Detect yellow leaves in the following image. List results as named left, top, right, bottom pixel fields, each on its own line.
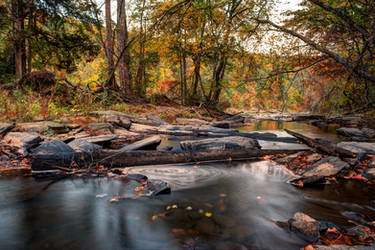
left=205, top=212, right=212, bottom=217
left=95, top=194, right=108, bottom=198
left=109, top=197, right=119, bottom=203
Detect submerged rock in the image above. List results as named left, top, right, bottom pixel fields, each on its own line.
left=180, top=136, right=260, bottom=151
left=301, top=156, right=349, bottom=178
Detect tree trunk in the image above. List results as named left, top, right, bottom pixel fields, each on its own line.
left=135, top=0, right=146, bottom=96
left=179, top=47, right=187, bottom=105
left=117, top=0, right=131, bottom=95
left=13, top=0, right=26, bottom=78
left=105, top=0, right=117, bottom=90
left=192, top=54, right=200, bottom=97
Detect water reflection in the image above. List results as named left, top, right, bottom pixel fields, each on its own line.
left=1, top=161, right=374, bottom=249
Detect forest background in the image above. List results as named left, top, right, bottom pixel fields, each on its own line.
left=0, top=0, right=374, bottom=121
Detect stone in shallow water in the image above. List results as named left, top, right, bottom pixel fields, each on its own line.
left=288, top=212, right=320, bottom=241
left=302, top=156, right=349, bottom=177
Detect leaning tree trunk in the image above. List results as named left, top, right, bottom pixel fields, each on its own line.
left=117, top=0, right=131, bottom=95
left=105, top=0, right=117, bottom=90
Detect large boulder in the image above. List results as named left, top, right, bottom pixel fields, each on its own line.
left=180, top=136, right=260, bottom=151
left=301, top=156, right=349, bottom=177
left=32, top=139, right=75, bottom=155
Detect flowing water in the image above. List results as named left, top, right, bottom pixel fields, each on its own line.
left=1, top=121, right=374, bottom=249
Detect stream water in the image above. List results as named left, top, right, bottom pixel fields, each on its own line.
left=1, top=121, right=374, bottom=249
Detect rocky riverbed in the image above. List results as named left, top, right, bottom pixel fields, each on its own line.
left=1, top=111, right=375, bottom=249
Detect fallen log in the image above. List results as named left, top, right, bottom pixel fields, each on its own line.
left=31, top=148, right=309, bottom=170
left=97, top=148, right=310, bottom=168
left=285, top=129, right=356, bottom=158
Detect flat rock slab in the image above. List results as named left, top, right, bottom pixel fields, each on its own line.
left=176, top=118, right=210, bottom=125
left=144, top=113, right=167, bottom=125
left=180, top=136, right=260, bottom=151
left=258, top=140, right=310, bottom=150
left=0, top=122, right=15, bottom=136
left=32, top=139, right=75, bottom=155
left=302, top=156, right=349, bottom=177
left=99, top=115, right=131, bottom=129
left=80, top=135, right=117, bottom=145
left=88, top=123, right=113, bottom=131
left=18, top=121, right=67, bottom=133
left=3, top=132, right=42, bottom=155
left=68, top=139, right=102, bottom=152
left=337, top=142, right=375, bottom=154
left=119, top=135, right=161, bottom=151
left=336, top=127, right=375, bottom=140
left=92, top=110, right=158, bottom=126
